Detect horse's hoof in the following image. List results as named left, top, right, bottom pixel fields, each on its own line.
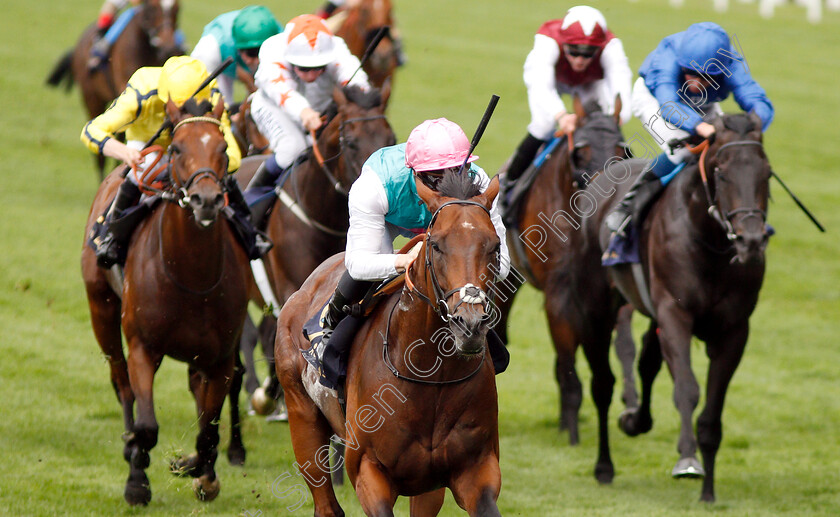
left=594, top=463, right=614, bottom=484
left=170, top=453, right=199, bottom=477
left=193, top=475, right=221, bottom=501
left=251, top=387, right=277, bottom=416
left=124, top=473, right=151, bottom=506
left=618, top=407, right=653, bottom=437
left=671, top=457, right=705, bottom=478
left=227, top=445, right=246, bottom=466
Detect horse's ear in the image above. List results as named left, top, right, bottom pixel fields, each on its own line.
left=415, top=173, right=441, bottom=212
left=711, top=116, right=726, bottom=137
left=212, top=97, right=225, bottom=120
left=613, top=94, right=622, bottom=125
left=165, top=98, right=183, bottom=124
left=333, top=86, right=348, bottom=107
left=380, top=77, right=391, bottom=107
left=476, top=175, right=500, bottom=211
left=573, top=94, right=586, bottom=122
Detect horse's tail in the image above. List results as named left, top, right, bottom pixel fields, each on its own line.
left=46, top=50, right=74, bottom=92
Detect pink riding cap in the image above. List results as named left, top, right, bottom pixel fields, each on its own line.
left=405, top=118, right=478, bottom=172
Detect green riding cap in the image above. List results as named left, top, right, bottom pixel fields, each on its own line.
left=233, top=5, right=282, bottom=50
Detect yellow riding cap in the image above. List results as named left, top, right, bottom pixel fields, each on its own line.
left=157, top=56, right=212, bottom=106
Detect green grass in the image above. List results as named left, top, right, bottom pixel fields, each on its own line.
left=2, top=0, right=839, bottom=515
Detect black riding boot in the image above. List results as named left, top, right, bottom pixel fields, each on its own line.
left=605, top=158, right=672, bottom=235
left=96, top=180, right=141, bottom=268
left=319, top=271, right=374, bottom=388
left=245, top=156, right=284, bottom=227
left=506, top=133, right=545, bottom=183
left=88, top=35, right=112, bottom=71
left=223, top=175, right=272, bottom=259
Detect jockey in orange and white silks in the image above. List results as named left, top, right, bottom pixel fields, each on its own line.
left=506, top=5, right=632, bottom=184
left=249, top=14, right=371, bottom=178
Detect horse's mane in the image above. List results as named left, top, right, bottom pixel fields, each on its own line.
left=438, top=169, right=481, bottom=201
left=343, top=84, right=382, bottom=109
left=318, top=85, right=382, bottom=136
left=721, top=113, right=758, bottom=135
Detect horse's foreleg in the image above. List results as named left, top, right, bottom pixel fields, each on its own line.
left=227, top=350, right=247, bottom=466
left=614, top=304, right=638, bottom=408
left=355, top=456, right=398, bottom=517
left=545, top=294, right=582, bottom=444
left=581, top=324, right=617, bottom=484
left=410, top=489, right=445, bottom=517
left=657, top=302, right=703, bottom=478
left=449, top=454, right=502, bottom=517
left=124, top=343, right=162, bottom=506
left=696, top=322, right=748, bottom=503
left=619, top=319, right=660, bottom=437
left=190, top=359, right=234, bottom=502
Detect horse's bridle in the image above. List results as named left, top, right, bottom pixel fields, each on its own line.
left=696, top=139, right=768, bottom=241
left=312, top=114, right=388, bottom=197
left=382, top=199, right=497, bottom=385
left=406, top=200, right=495, bottom=323
left=132, top=116, right=228, bottom=207
left=141, top=1, right=177, bottom=52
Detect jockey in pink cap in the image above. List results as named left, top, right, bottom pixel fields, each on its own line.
left=313, top=117, right=511, bottom=389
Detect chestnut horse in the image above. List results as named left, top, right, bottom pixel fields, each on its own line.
left=47, top=0, right=182, bottom=179
left=81, top=100, right=251, bottom=505
left=332, top=0, right=398, bottom=89
left=495, top=98, right=633, bottom=448
left=276, top=172, right=503, bottom=516
left=564, top=113, right=771, bottom=500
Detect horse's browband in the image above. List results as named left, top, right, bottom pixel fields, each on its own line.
left=173, top=116, right=221, bottom=133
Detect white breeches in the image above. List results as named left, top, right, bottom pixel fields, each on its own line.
left=250, top=90, right=310, bottom=169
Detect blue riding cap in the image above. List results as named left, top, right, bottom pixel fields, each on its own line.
left=677, top=22, right=732, bottom=74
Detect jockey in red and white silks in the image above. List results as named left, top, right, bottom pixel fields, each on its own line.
left=506, top=5, right=633, bottom=184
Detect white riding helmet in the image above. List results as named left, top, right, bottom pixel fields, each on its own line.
left=284, top=14, right=336, bottom=68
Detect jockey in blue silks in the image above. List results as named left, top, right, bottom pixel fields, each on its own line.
left=605, top=22, right=774, bottom=234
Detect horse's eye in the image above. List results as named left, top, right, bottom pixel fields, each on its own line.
left=170, top=145, right=181, bottom=156
left=430, top=241, right=442, bottom=253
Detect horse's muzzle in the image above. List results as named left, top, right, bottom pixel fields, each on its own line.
left=449, top=308, right=491, bottom=355
left=733, top=229, right=769, bottom=265
left=187, top=191, right=226, bottom=227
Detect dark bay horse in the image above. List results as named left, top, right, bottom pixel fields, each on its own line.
left=235, top=84, right=395, bottom=417
left=47, top=0, right=182, bottom=179
left=81, top=100, right=252, bottom=505
left=276, top=172, right=503, bottom=516
left=495, top=98, right=633, bottom=448
left=566, top=113, right=771, bottom=500
left=332, top=0, right=398, bottom=89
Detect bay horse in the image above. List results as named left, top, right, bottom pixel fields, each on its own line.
left=565, top=113, right=771, bottom=500
left=81, top=99, right=252, bottom=505
left=332, top=0, right=399, bottom=90
left=495, top=97, right=633, bottom=448
left=276, top=171, right=504, bottom=516
left=47, top=0, right=182, bottom=179
left=235, top=84, right=394, bottom=420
